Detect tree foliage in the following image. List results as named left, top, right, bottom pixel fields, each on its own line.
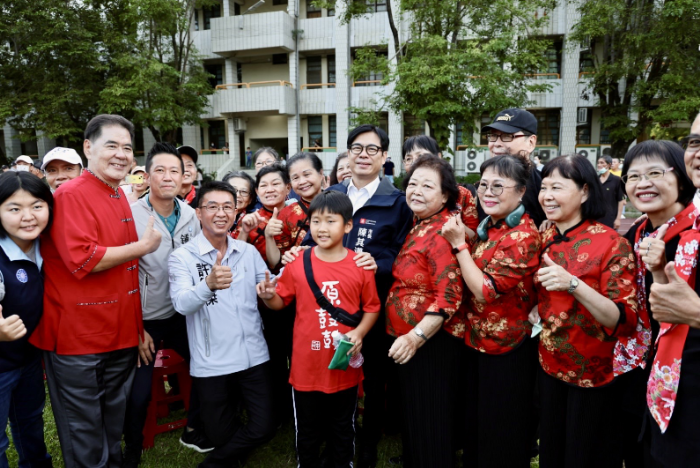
left=315, top=0, right=556, bottom=151
left=0, top=0, right=214, bottom=150
left=570, top=0, right=700, bottom=156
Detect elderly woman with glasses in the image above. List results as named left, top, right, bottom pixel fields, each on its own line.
left=612, top=140, right=698, bottom=468
left=442, top=155, right=541, bottom=468
left=223, top=171, right=256, bottom=232
left=638, top=125, right=700, bottom=467
left=385, top=154, right=465, bottom=468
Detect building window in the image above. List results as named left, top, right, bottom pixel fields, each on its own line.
left=308, top=116, right=323, bottom=148
left=457, top=121, right=473, bottom=147
left=579, top=49, right=594, bottom=73
left=540, top=37, right=563, bottom=77
left=600, top=122, right=611, bottom=144
left=273, top=0, right=288, bottom=4
left=353, top=50, right=387, bottom=86
left=479, top=114, right=493, bottom=145
left=307, top=56, right=322, bottom=84
left=203, top=4, right=221, bottom=30
left=329, top=116, right=337, bottom=148
left=307, top=1, right=322, bottom=18
left=576, top=126, right=591, bottom=145
left=194, top=11, right=199, bottom=31
left=366, top=0, right=387, bottom=12
left=327, top=55, right=336, bottom=83
left=531, top=109, right=560, bottom=146
left=134, top=128, right=144, bottom=155
left=403, top=115, right=425, bottom=141
left=208, top=120, right=226, bottom=149
left=204, top=64, right=223, bottom=88
left=234, top=3, right=241, bottom=15
left=237, top=63, right=243, bottom=83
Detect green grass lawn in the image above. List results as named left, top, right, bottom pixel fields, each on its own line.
left=6, top=384, right=540, bottom=467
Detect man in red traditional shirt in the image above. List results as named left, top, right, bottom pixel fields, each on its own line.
left=30, top=114, right=162, bottom=467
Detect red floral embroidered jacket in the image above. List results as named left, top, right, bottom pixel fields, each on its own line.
left=465, top=214, right=541, bottom=354
left=457, top=185, right=479, bottom=231
left=386, top=208, right=465, bottom=338
left=536, top=220, right=638, bottom=387
left=274, top=199, right=310, bottom=257
left=231, top=207, right=274, bottom=261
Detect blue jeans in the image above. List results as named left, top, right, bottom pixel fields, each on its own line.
left=0, top=355, right=52, bottom=468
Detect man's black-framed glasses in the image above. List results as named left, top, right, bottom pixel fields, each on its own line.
left=681, top=134, right=700, bottom=151
left=486, top=133, right=528, bottom=143
left=348, top=144, right=382, bottom=156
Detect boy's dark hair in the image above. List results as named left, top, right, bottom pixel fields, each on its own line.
left=308, top=191, right=353, bottom=224
left=347, top=124, right=389, bottom=151
left=256, top=162, right=290, bottom=188
left=84, top=114, right=135, bottom=143
left=0, top=171, right=54, bottom=238
left=198, top=181, right=237, bottom=207
left=541, top=154, right=606, bottom=220
left=145, top=142, right=184, bottom=173
left=402, top=135, right=440, bottom=158
left=403, top=154, right=459, bottom=211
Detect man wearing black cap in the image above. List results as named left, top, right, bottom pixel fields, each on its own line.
left=480, top=108, right=546, bottom=227
left=177, top=145, right=199, bottom=206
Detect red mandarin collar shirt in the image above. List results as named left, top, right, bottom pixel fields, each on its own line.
left=386, top=208, right=465, bottom=339
left=465, top=214, right=541, bottom=354
left=30, top=171, right=143, bottom=354
left=536, top=220, right=638, bottom=387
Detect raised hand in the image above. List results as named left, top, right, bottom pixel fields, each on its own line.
left=140, top=216, right=162, bottom=255
left=241, top=212, right=262, bottom=234
left=537, top=253, right=573, bottom=292
left=281, top=245, right=309, bottom=265
left=206, top=251, right=233, bottom=291
left=649, top=261, right=700, bottom=328
left=442, top=215, right=467, bottom=248
left=264, top=207, right=283, bottom=238
left=641, top=224, right=668, bottom=272
left=256, top=270, right=278, bottom=300
left=0, top=305, right=26, bottom=342
left=353, top=252, right=377, bottom=272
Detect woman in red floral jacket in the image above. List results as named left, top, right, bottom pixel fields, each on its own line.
left=535, top=154, right=639, bottom=468
left=385, top=155, right=464, bottom=468
left=442, top=155, right=541, bottom=468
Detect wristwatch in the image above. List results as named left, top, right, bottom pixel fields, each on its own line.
left=568, top=276, right=580, bottom=294
left=413, top=326, right=428, bottom=342
left=452, top=243, right=469, bottom=255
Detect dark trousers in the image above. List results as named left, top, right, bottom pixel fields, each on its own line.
left=123, top=313, right=201, bottom=448
left=260, top=303, right=294, bottom=426
left=44, top=348, right=137, bottom=468
left=462, top=338, right=538, bottom=468
left=292, top=386, right=358, bottom=468
left=397, top=330, right=462, bottom=468
left=359, top=323, right=399, bottom=452
left=194, top=362, right=275, bottom=467
left=0, top=355, right=52, bottom=468
left=538, top=367, right=623, bottom=468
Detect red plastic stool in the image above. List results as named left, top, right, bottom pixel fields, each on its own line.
left=142, top=349, right=192, bottom=449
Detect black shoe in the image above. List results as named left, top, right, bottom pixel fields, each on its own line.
left=180, top=429, right=215, bottom=453
left=122, top=445, right=141, bottom=468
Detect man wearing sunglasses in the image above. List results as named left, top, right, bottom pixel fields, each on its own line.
left=480, top=108, right=546, bottom=227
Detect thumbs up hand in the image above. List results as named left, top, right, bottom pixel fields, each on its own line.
left=650, top=261, right=700, bottom=328
left=537, top=253, right=574, bottom=292
left=256, top=270, right=278, bottom=300
left=641, top=224, right=669, bottom=273
left=205, top=250, right=233, bottom=291
left=0, top=305, right=26, bottom=342
left=140, top=216, right=163, bottom=255
left=265, top=207, right=283, bottom=239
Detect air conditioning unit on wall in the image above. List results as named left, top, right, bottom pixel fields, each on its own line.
left=233, top=118, right=247, bottom=133
left=576, top=146, right=600, bottom=166
left=454, top=147, right=488, bottom=174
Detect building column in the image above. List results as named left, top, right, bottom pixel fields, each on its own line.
left=3, top=125, right=22, bottom=161
left=559, top=2, right=581, bottom=155
left=36, top=131, right=56, bottom=158
left=225, top=58, right=238, bottom=85
left=181, top=124, right=201, bottom=151
left=388, top=109, right=402, bottom=163
left=334, top=1, right=351, bottom=154
left=227, top=118, right=241, bottom=170
left=143, top=128, right=157, bottom=153
left=287, top=116, right=299, bottom=157
left=222, top=0, right=230, bottom=17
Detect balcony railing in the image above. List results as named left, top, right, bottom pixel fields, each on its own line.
left=300, top=83, right=337, bottom=89
left=215, top=80, right=294, bottom=90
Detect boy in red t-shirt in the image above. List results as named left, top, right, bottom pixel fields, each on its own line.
left=257, top=191, right=380, bottom=467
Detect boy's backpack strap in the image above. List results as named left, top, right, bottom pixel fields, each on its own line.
left=302, top=249, right=363, bottom=328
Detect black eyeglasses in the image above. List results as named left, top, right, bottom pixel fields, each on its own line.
left=681, top=134, right=700, bottom=151
left=486, top=133, right=528, bottom=143
left=348, top=144, right=382, bottom=156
